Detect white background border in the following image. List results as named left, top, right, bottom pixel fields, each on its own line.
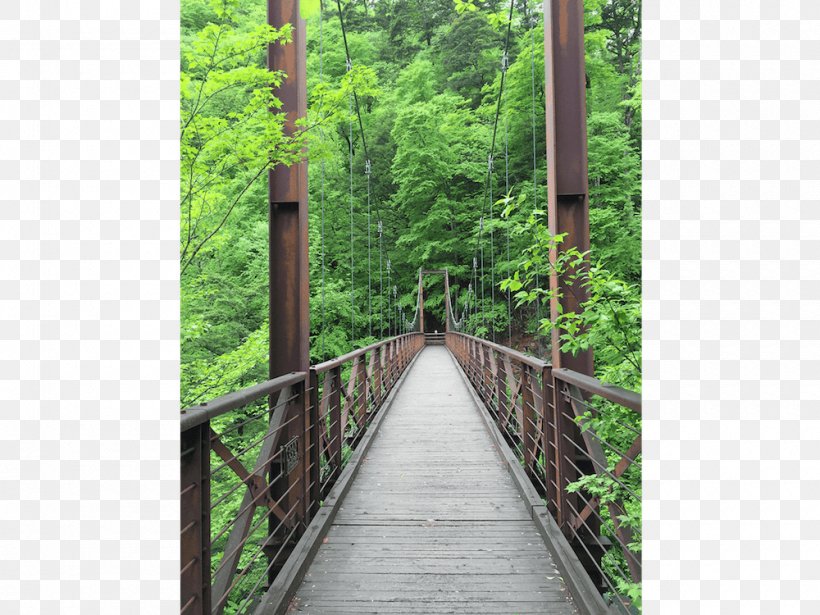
left=643, top=1, right=820, bottom=613
left=1, top=1, right=180, bottom=613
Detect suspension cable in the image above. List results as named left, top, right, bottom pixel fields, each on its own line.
left=480, top=215, right=486, bottom=332
left=336, top=0, right=407, bottom=341
left=505, top=111, right=511, bottom=346
left=393, top=285, right=398, bottom=333
left=473, top=256, right=478, bottom=333
left=470, top=0, right=516, bottom=340
left=319, top=0, right=326, bottom=358
left=530, top=15, right=542, bottom=322
left=367, top=159, right=372, bottom=338
left=489, top=156, right=495, bottom=343
left=335, top=0, right=370, bottom=164
left=348, top=85, right=355, bottom=346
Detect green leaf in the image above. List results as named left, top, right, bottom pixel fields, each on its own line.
left=300, top=0, right=321, bottom=20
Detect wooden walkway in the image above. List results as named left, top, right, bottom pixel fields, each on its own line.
left=289, top=346, right=575, bottom=614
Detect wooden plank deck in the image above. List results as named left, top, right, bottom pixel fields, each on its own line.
left=289, top=346, right=576, bottom=614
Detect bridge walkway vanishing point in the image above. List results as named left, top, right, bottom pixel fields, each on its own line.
left=289, top=346, right=575, bottom=614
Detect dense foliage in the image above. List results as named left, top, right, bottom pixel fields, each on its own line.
left=181, top=0, right=640, bottom=404
left=181, top=0, right=641, bottom=609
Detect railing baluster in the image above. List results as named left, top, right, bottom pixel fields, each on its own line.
left=541, top=365, right=559, bottom=517
left=180, top=422, right=211, bottom=615
left=496, top=356, right=509, bottom=432
left=329, top=366, right=342, bottom=481
left=308, top=369, right=320, bottom=520
left=500, top=356, right=518, bottom=434
left=555, top=382, right=576, bottom=534
left=521, top=367, right=536, bottom=479
left=488, top=348, right=500, bottom=418
left=374, top=345, right=383, bottom=407
left=296, top=377, right=309, bottom=527
left=356, top=354, right=367, bottom=430
left=477, top=344, right=486, bottom=401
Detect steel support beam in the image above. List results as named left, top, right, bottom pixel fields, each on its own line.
left=269, top=0, right=309, bottom=377
left=543, top=1, right=602, bottom=589
left=443, top=270, right=451, bottom=332
left=180, top=423, right=210, bottom=615
left=267, top=0, right=309, bottom=585
left=417, top=269, right=425, bottom=334
left=415, top=270, right=461, bottom=333
left=543, top=0, right=593, bottom=376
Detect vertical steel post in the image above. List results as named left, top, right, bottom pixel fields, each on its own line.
left=329, top=366, right=343, bottom=487
left=541, top=365, right=559, bottom=517
left=543, top=0, right=593, bottom=376
left=374, top=345, right=384, bottom=406
left=497, top=359, right=509, bottom=431
left=417, top=270, right=425, bottom=334
left=443, top=270, right=451, bottom=332
left=268, top=1, right=308, bottom=377
left=268, top=0, right=308, bottom=580
left=180, top=424, right=211, bottom=615
left=307, top=369, right=320, bottom=519
left=521, top=368, right=537, bottom=478
left=543, top=2, right=601, bottom=585
left=295, top=376, right=310, bottom=524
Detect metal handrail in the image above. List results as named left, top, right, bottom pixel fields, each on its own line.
left=553, top=368, right=641, bottom=414
left=313, top=333, right=422, bottom=373
left=180, top=371, right=308, bottom=431
left=447, top=331, right=549, bottom=370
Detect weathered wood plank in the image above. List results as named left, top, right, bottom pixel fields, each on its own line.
left=297, top=590, right=569, bottom=601
left=298, top=572, right=560, bottom=589
left=306, top=558, right=552, bottom=575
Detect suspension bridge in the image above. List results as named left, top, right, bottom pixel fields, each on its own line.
left=181, top=1, right=641, bottom=614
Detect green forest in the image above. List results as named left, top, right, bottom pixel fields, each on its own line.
left=181, top=0, right=640, bottom=407
left=181, top=0, right=641, bottom=609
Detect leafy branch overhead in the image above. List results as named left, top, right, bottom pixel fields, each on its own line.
left=180, top=1, right=304, bottom=277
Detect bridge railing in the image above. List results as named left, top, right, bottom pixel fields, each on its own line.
left=446, top=331, right=642, bottom=613
left=312, top=333, right=424, bottom=497
left=179, top=333, right=424, bottom=615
